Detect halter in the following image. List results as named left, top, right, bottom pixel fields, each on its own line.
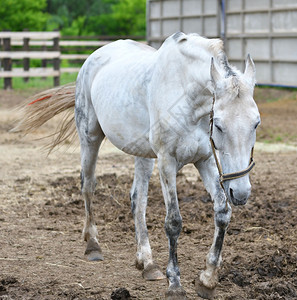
left=209, top=94, right=255, bottom=194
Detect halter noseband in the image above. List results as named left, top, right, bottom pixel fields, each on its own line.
left=209, top=94, right=255, bottom=192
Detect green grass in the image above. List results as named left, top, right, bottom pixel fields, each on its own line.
left=275, top=135, right=283, bottom=142
left=256, top=84, right=297, bottom=91
left=0, top=73, right=78, bottom=90
left=266, top=98, right=280, bottom=103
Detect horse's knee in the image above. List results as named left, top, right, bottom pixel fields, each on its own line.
left=215, top=205, right=232, bottom=229
left=165, top=210, right=182, bottom=238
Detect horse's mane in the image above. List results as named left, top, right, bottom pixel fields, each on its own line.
left=171, top=32, right=222, bottom=58
left=188, top=33, right=224, bottom=59
left=171, top=32, right=238, bottom=79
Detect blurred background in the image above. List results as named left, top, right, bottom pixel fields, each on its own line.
left=0, top=0, right=296, bottom=146
left=1, top=0, right=297, bottom=88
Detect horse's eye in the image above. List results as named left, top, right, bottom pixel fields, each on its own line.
left=254, top=121, right=261, bottom=130
left=215, top=124, right=223, bottom=133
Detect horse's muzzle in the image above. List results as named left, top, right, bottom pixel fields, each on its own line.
left=229, top=187, right=250, bottom=206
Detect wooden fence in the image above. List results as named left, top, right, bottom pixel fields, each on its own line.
left=0, top=32, right=61, bottom=89
left=0, top=31, right=145, bottom=89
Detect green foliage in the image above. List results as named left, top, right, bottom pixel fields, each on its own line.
left=0, top=0, right=48, bottom=31
left=0, top=0, right=146, bottom=36
left=87, top=0, right=146, bottom=36
left=46, top=0, right=96, bottom=35
left=62, top=16, right=87, bottom=36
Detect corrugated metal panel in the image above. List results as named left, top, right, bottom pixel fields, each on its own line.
left=147, top=0, right=297, bottom=86
left=224, top=0, right=297, bottom=86
left=147, top=0, right=219, bottom=49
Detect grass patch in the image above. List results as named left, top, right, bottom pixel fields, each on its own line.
left=266, top=98, right=280, bottom=103
left=257, top=129, right=297, bottom=145
left=0, top=73, right=78, bottom=90
left=256, top=84, right=297, bottom=91
left=254, top=86, right=297, bottom=104
left=275, top=135, right=283, bottom=142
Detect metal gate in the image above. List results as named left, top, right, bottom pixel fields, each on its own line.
left=147, top=0, right=297, bottom=87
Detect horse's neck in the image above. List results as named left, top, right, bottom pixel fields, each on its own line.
left=154, top=52, right=214, bottom=121
left=182, top=85, right=213, bottom=126
left=149, top=75, right=213, bottom=134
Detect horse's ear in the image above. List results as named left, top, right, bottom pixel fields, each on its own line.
left=173, top=31, right=187, bottom=43
left=210, top=57, right=222, bottom=85
left=244, top=54, right=256, bottom=87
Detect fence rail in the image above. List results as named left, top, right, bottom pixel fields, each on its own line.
left=0, top=31, right=60, bottom=89
left=0, top=68, right=60, bottom=78
left=0, top=51, right=60, bottom=59
left=0, top=32, right=145, bottom=89
left=0, top=32, right=60, bottom=39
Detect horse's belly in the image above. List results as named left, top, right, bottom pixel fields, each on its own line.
left=91, top=80, right=156, bottom=158
left=102, top=119, right=156, bottom=158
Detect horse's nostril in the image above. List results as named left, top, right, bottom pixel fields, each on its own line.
left=229, top=187, right=250, bottom=206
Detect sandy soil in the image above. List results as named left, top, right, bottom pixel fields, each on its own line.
left=0, top=88, right=296, bottom=300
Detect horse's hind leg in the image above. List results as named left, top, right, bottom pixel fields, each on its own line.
left=76, top=96, right=105, bottom=261
left=130, top=157, right=166, bottom=281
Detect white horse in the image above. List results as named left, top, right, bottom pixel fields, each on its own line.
left=16, top=32, right=260, bottom=299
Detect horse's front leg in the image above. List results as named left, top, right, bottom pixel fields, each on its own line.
left=194, top=157, right=232, bottom=299
left=158, top=154, right=187, bottom=300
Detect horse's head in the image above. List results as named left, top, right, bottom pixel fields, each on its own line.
left=210, top=55, right=260, bottom=206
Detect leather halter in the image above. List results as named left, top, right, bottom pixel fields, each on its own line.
left=209, top=95, right=255, bottom=191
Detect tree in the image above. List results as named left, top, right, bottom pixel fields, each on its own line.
left=90, top=0, right=146, bottom=36
left=0, top=0, right=48, bottom=31
left=0, top=0, right=146, bottom=36
left=46, top=0, right=146, bottom=36
left=46, top=0, right=118, bottom=35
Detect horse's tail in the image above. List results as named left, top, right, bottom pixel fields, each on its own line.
left=12, top=83, right=77, bottom=154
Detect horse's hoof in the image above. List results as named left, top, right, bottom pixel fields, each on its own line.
left=142, top=263, right=166, bottom=281
left=86, top=251, right=104, bottom=261
left=85, top=238, right=104, bottom=261
left=165, top=286, right=187, bottom=300
left=195, top=277, right=216, bottom=299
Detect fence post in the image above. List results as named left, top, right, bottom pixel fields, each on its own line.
left=53, top=36, right=60, bottom=86
left=3, top=36, right=12, bottom=90
left=23, top=36, right=30, bottom=82
left=41, top=44, right=47, bottom=80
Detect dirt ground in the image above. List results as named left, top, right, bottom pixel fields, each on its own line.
left=0, top=88, right=296, bottom=300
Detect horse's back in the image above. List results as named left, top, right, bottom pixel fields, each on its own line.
left=77, top=40, right=155, bottom=90
left=86, top=39, right=155, bottom=68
